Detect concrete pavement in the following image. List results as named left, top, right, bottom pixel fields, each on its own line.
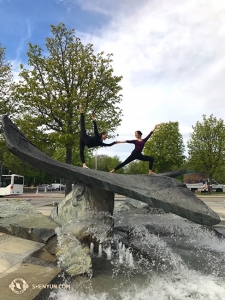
left=198, top=195, right=225, bottom=222
left=0, top=192, right=63, bottom=300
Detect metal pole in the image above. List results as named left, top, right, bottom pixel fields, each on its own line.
left=95, top=150, right=97, bottom=170
left=0, top=162, right=2, bottom=187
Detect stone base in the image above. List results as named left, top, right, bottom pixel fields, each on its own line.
left=50, top=183, right=114, bottom=226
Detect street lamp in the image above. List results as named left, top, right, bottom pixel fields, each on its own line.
left=95, top=149, right=98, bottom=170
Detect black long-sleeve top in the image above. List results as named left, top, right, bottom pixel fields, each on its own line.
left=85, top=121, right=116, bottom=148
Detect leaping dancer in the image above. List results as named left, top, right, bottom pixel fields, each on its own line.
left=110, top=124, right=161, bottom=174
left=78, top=105, right=117, bottom=168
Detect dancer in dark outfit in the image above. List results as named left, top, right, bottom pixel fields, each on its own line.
left=79, top=105, right=117, bottom=168
left=110, top=124, right=160, bottom=174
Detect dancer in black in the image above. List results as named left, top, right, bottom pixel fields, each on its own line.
left=79, top=105, right=117, bottom=168
left=110, top=124, right=160, bottom=174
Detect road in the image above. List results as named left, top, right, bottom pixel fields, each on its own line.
left=198, top=195, right=225, bottom=222
left=1, top=192, right=225, bottom=222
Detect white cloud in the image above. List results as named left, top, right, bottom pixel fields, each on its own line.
left=16, top=18, right=32, bottom=60
left=11, top=0, right=225, bottom=164
left=73, top=0, right=225, bottom=162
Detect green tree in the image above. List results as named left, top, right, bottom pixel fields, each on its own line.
left=187, top=114, right=225, bottom=184
left=124, top=160, right=148, bottom=174
left=144, top=122, right=185, bottom=173
left=0, top=44, right=15, bottom=116
left=3, top=152, right=59, bottom=186
left=12, top=23, right=123, bottom=194
left=88, top=154, right=124, bottom=173
left=213, top=166, right=225, bottom=184
left=0, top=45, right=15, bottom=180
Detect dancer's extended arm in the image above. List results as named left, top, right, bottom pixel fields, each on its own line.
left=152, top=124, right=161, bottom=131
left=143, top=124, right=161, bottom=142
left=115, top=140, right=127, bottom=144
left=101, top=141, right=117, bottom=147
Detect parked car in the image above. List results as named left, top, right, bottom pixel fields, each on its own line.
left=37, top=184, right=50, bottom=191
left=50, top=183, right=65, bottom=191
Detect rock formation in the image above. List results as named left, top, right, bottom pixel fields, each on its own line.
left=0, top=200, right=57, bottom=243
left=0, top=114, right=220, bottom=226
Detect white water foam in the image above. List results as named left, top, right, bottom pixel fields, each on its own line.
left=49, top=269, right=225, bottom=300
left=50, top=204, right=225, bottom=300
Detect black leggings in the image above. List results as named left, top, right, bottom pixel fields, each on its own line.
left=80, top=113, right=88, bottom=164
left=80, top=113, right=87, bottom=138
left=114, top=150, right=154, bottom=171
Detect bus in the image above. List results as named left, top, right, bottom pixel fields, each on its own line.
left=0, top=174, right=24, bottom=196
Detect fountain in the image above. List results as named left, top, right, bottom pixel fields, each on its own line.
left=46, top=201, right=225, bottom=300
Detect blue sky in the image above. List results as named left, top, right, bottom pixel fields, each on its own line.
left=0, top=0, right=107, bottom=61
left=1, top=0, right=225, bottom=163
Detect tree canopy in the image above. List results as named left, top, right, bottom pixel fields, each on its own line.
left=12, top=23, right=123, bottom=193
left=187, top=114, right=225, bottom=183
left=88, top=154, right=124, bottom=173
left=144, top=121, right=185, bottom=173
left=0, top=44, right=14, bottom=116
left=13, top=23, right=123, bottom=160
left=0, top=44, right=16, bottom=176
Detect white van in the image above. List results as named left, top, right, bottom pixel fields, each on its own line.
left=186, top=179, right=224, bottom=193
left=50, top=183, right=65, bottom=191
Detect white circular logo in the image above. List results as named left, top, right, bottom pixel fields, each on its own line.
left=9, top=278, right=29, bottom=294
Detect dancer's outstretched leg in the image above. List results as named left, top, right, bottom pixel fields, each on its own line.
left=148, top=170, right=156, bottom=175
left=147, top=156, right=155, bottom=175
left=136, top=153, right=156, bottom=175
left=110, top=153, right=136, bottom=173
left=79, top=105, right=89, bottom=168
left=78, top=104, right=83, bottom=113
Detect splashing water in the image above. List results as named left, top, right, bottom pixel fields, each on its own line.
left=90, top=243, right=94, bottom=256
left=98, top=243, right=103, bottom=257
left=50, top=203, right=225, bottom=300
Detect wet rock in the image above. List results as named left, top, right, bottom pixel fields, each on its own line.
left=55, top=227, right=92, bottom=276
left=44, top=235, right=59, bottom=255
left=0, top=200, right=57, bottom=243
left=213, top=226, right=225, bottom=238
left=50, top=184, right=114, bottom=276
left=50, top=183, right=114, bottom=227
left=125, top=197, right=149, bottom=208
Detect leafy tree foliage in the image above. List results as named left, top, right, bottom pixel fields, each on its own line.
left=144, top=122, right=185, bottom=173
left=187, top=114, right=225, bottom=183
left=0, top=45, right=18, bottom=179
left=124, top=160, right=148, bottom=174
left=0, top=148, right=56, bottom=186
left=12, top=23, right=123, bottom=193
left=213, top=167, right=225, bottom=184
left=88, top=154, right=124, bottom=173
left=0, top=44, right=15, bottom=116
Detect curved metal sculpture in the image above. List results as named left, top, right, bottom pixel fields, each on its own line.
left=0, top=114, right=220, bottom=226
